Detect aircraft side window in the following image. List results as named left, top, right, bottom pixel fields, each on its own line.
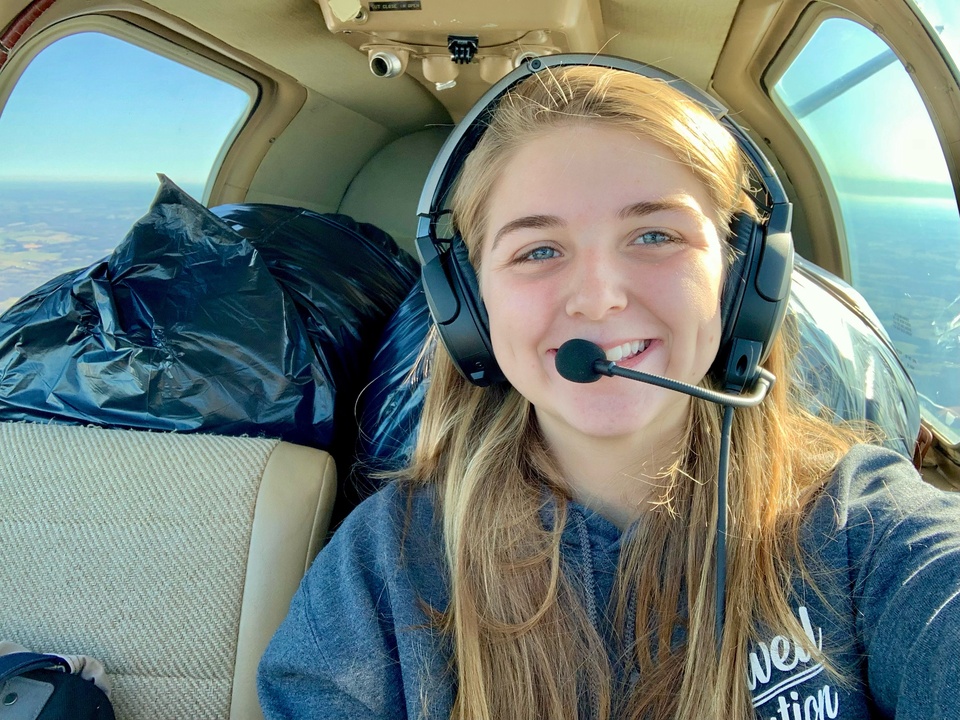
left=772, top=15, right=960, bottom=446
left=0, top=29, right=253, bottom=316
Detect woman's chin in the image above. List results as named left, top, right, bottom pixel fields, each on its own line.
left=538, top=392, right=691, bottom=446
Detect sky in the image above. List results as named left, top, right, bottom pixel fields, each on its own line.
left=917, top=0, right=960, bottom=67
left=774, top=2, right=960, bottom=188
left=0, top=31, right=252, bottom=185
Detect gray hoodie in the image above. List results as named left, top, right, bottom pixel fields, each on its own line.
left=258, top=445, right=960, bottom=719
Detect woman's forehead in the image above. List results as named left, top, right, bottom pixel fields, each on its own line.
left=482, top=125, right=723, bottom=232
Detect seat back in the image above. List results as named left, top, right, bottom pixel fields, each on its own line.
left=0, top=421, right=336, bottom=720
left=338, top=127, right=450, bottom=255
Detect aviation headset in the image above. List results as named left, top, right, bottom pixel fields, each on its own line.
left=415, top=54, right=794, bottom=393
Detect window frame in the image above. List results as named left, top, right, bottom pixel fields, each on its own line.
left=760, top=2, right=960, bottom=452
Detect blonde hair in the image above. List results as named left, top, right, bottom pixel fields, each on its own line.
left=407, top=66, right=862, bottom=720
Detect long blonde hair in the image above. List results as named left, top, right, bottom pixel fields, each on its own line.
left=407, top=66, right=862, bottom=720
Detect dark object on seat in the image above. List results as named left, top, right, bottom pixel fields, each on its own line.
left=0, top=652, right=115, bottom=720
left=0, top=176, right=417, bottom=458
left=354, top=259, right=921, bottom=493
left=355, top=283, right=433, bottom=486
left=210, top=199, right=419, bottom=466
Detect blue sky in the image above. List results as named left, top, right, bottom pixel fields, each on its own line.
left=774, top=4, right=960, bottom=186
left=0, top=31, right=252, bottom=185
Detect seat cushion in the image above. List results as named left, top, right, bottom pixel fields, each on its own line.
left=0, top=421, right=336, bottom=720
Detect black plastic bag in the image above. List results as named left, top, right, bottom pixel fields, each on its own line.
left=355, top=282, right=432, bottom=482
left=355, top=282, right=432, bottom=483
left=211, top=199, right=419, bottom=461
left=0, top=176, right=417, bottom=454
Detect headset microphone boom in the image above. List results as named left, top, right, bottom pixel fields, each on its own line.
left=554, top=338, right=774, bottom=408
left=554, top=337, right=776, bottom=648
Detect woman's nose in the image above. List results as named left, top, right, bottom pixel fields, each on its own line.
left=564, top=249, right=628, bottom=320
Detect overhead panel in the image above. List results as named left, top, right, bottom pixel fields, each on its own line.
left=315, top=0, right=604, bottom=118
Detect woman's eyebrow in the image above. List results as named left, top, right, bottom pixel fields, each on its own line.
left=492, top=199, right=706, bottom=248
left=618, top=198, right=704, bottom=220
left=492, top=214, right=563, bottom=248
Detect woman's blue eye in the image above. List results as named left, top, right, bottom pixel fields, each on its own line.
left=520, top=246, right=559, bottom=262
left=633, top=230, right=676, bottom=245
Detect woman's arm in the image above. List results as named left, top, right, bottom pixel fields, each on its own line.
left=842, top=446, right=960, bottom=718
left=257, top=482, right=451, bottom=720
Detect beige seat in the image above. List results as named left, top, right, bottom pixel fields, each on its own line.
left=338, top=127, right=449, bottom=255
left=0, top=420, right=336, bottom=720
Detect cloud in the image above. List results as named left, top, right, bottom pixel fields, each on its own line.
left=0, top=222, right=88, bottom=247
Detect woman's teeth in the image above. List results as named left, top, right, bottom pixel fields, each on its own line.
left=605, top=340, right=650, bottom=362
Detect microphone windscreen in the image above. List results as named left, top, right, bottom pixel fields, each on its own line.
left=555, top=339, right=605, bottom=383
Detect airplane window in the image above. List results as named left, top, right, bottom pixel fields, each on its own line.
left=773, top=17, right=960, bottom=446
left=0, top=30, right=253, bottom=315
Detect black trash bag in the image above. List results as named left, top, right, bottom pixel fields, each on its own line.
left=211, top=199, right=419, bottom=463
left=354, top=282, right=433, bottom=498
left=0, top=175, right=418, bottom=456
left=354, top=282, right=433, bottom=487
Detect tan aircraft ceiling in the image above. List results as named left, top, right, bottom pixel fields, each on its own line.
left=139, top=0, right=741, bottom=125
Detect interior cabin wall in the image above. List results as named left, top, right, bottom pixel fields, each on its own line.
left=244, top=88, right=397, bottom=216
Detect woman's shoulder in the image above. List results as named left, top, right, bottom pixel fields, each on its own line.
left=334, top=480, right=441, bottom=545
left=804, top=442, right=960, bottom=573
left=308, top=479, right=447, bottom=598
left=259, top=480, right=452, bottom=719
left=816, top=443, right=957, bottom=524
left=800, top=450, right=960, bottom=717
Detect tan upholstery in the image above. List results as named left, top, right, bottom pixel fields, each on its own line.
left=0, top=421, right=336, bottom=720
left=338, top=127, right=449, bottom=255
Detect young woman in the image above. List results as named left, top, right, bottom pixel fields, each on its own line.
left=257, top=60, right=960, bottom=720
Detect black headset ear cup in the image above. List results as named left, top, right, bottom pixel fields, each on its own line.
left=719, top=213, right=757, bottom=332
left=423, top=235, right=504, bottom=386
left=450, top=236, right=490, bottom=330
left=712, top=213, right=764, bottom=389
left=712, top=211, right=793, bottom=391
